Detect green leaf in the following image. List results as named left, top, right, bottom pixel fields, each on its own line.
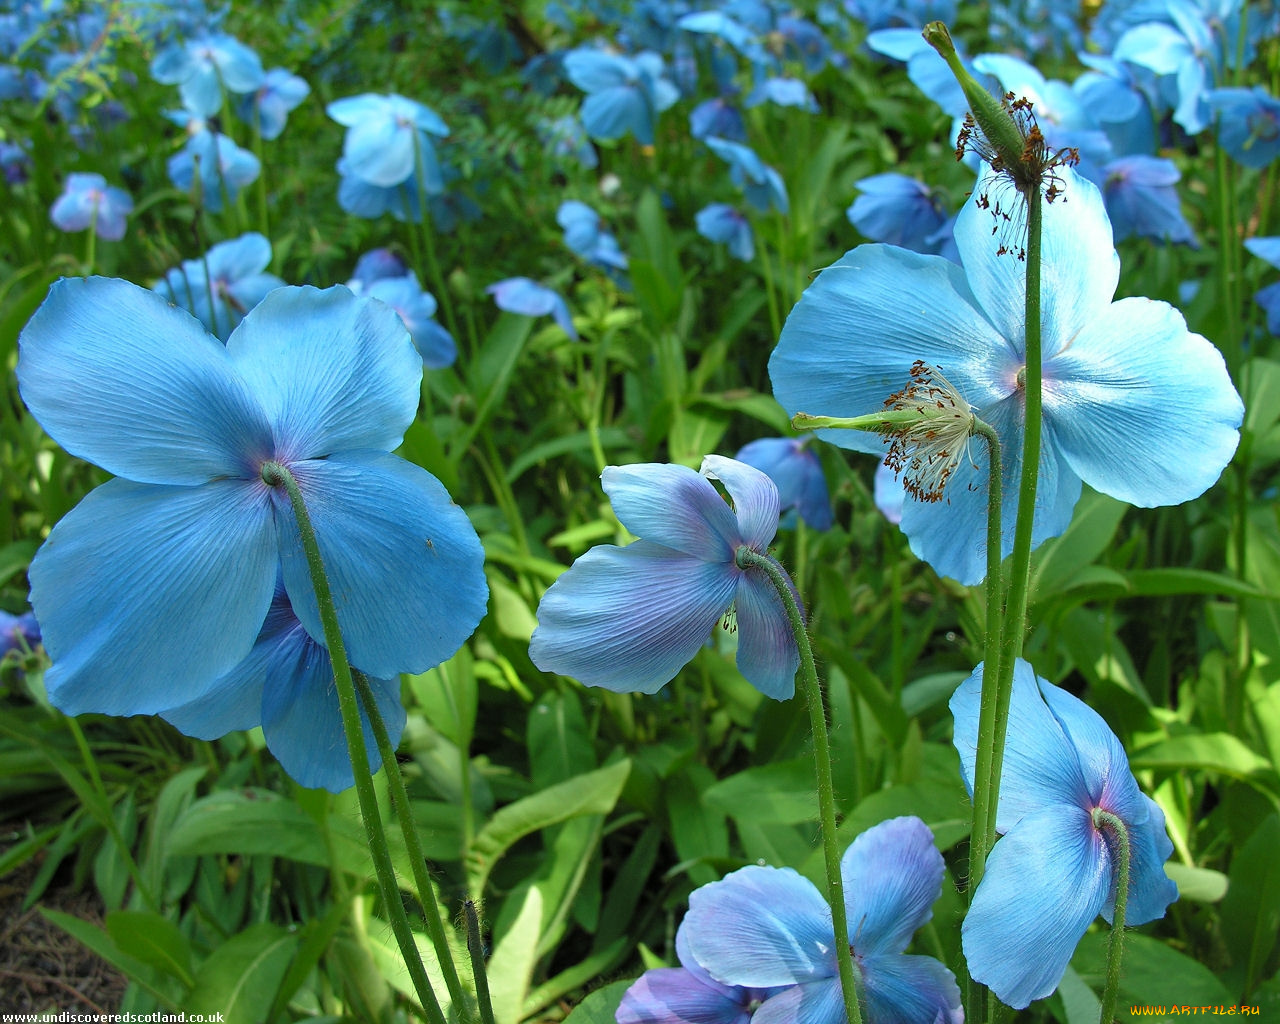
left=1071, top=932, right=1231, bottom=1011
left=702, top=759, right=818, bottom=824
left=1220, top=813, right=1280, bottom=998
left=1055, top=963, right=1102, bottom=1024
left=1126, top=568, right=1273, bottom=600
left=187, top=923, right=299, bottom=1024
left=555, top=978, right=632, bottom=1024
left=455, top=311, right=535, bottom=454
left=1164, top=863, right=1228, bottom=903
left=465, top=760, right=630, bottom=896
left=0, top=539, right=37, bottom=588
left=1031, top=488, right=1127, bottom=597
left=1131, top=733, right=1277, bottom=790
left=486, top=884, right=543, bottom=1024
left=408, top=646, right=479, bottom=749
left=106, top=910, right=194, bottom=987
left=528, top=689, right=595, bottom=790
left=40, top=908, right=178, bottom=1007
left=665, top=762, right=729, bottom=886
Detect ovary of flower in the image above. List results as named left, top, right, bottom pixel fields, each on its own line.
left=881, top=360, right=978, bottom=503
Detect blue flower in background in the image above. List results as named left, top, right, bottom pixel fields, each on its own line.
left=150, top=32, right=264, bottom=117
left=154, top=232, right=285, bottom=341
left=1244, top=237, right=1280, bottom=335
left=537, top=114, right=599, bottom=169
left=487, top=277, right=578, bottom=339
left=236, top=66, right=310, bottom=140
left=951, top=659, right=1179, bottom=1008
left=50, top=173, right=133, bottom=241
left=745, top=76, right=818, bottom=112
left=327, top=92, right=448, bottom=188
left=357, top=272, right=457, bottom=370
left=705, top=136, right=788, bottom=214
left=681, top=816, right=963, bottom=1024
left=563, top=48, right=679, bottom=145
left=1205, top=86, right=1280, bottom=168
left=167, top=130, right=260, bottom=213
left=530, top=456, right=799, bottom=698
left=349, top=248, right=410, bottom=288
left=1102, top=155, right=1197, bottom=246
left=769, top=166, right=1243, bottom=584
left=695, top=202, right=754, bottom=261
left=846, top=173, right=949, bottom=254
left=690, top=96, right=746, bottom=142
left=161, top=577, right=405, bottom=792
left=336, top=159, right=429, bottom=222
left=1, top=609, right=40, bottom=658
left=557, top=199, right=629, bottom=272
left=734, top=437, right=833, bottom=530
left=17, top=279, right=488, bottom=722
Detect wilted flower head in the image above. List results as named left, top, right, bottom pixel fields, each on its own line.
left=50, top=172, right=133, bottom=241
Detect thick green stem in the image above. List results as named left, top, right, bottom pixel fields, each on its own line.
left=464, top=899, right=497, bottom=1024
left=352, top=672, right=469, bottom=1013
left=260, top=460, right=448, bottom=1024
left=735, top=547, right=863, bottom=1024
left=1093, top=809, right=1132, bottom=1024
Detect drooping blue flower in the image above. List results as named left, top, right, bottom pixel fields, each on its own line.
left=17, top=279, right=488, bottom=722
left=357, top=272, right=457, bottom=370
left=150, top=32, right=264, bottom=117
left=236, top=66, right=310, bottom=141
left=336, top=158, right=429, bottom=222
left=695, top=203, right=754, bottom=261
left=769, top=166, right=1243, bottom=584
left=1244, top=237, right=1280, bottom=335
left=154, top=232, right=285, bottom=341
left=349, top=248, right=410, bottom=289
left=734, top=437, right=833, bottom=530
left=681, top=816, right=963, bottom=1024
left=690, top=96, right=746, bottom=142
left=50, top=172, right=133, bottom=242
left=167, top=130, right=260, bottom=213
left=530, top=456, right=799, bottom=698
left=951, top=659, right=1179, bottom=1009
left=327, top=93, right=448, bottom=189
left=557, top=200, right=630, bottom=272
left=846, top=173, right=949, bottom=254
left=745, top=76, right=818, bottom=112
left=1102, top=155, right=1197, bottom=246
left=487, top=277, right=578, bottom=340
left=1, top=609, right=40, bottom=658
left=1204, top=86, right=1280, bottom=169
left=161, top=577, right=405, bottom=792
left=704, top=136, right=788, bottom=214
left=1111, top=9, right=1222, bottom=134
left=562, top=48, right=679, bottom=146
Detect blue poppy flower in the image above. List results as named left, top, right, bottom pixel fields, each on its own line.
left=537, top=115, right=599, bottom=169
left=167, top=130, right=260, bottom=213
left=161, top=577, right=405, bottom=792
left=1245, top=237, right=1280, bottom=336
left=1102, top=156, right=1197, bottom=246
left=769, top=166, right=1243, bottom=584
left=236, top=66, right=310, bottom=141
left=695, top=203, right=754, bottom=261
left=154, top=232, right=285, bottom=341
left=744, top=77, right=818, bottom=112
left=487, top=277, right=578, bottom=340
left=846, top=173, right=949, bottom=254
left=327, top=93, right=448, bottom=189
left=530, top=456, right=799, bottom=698
left=951, top=659, right=1179, bottom=1009
left=17, top=279, right=487, bottom=722
left=734, top=437, right=832, bottom=530
left=335, top=158, right=430, bottom=222
left=704, top=136, right=788, bottom=214
left=562, top=48, right=679, bottom=146
left=358, top=272, right=457, bottom=370
left=1, top=609, right=40, bottom=658
left=349, top=248, right=410, bottom=289
left=150, top=32, right=264, bottom=117
left=690, top=96, right=746, bottom=142
left=557, top=200, right=629, bottom=271
left=1205, top=86, right=1280, bottom=169
left=50, top=172, right=133, bottom=242
left=681, top=816, right=963, bottom=1024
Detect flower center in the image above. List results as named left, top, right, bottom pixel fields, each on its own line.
left=881, top=361, right=978, bottom=504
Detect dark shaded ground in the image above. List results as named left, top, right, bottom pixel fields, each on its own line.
left=0, top=851, right=127, bottom=1015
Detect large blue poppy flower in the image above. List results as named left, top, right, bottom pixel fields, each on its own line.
left=950, top=659, right=1179, bottom=1008
left=769, top=166, right=1243, bottom=584
left=18, top=279, right=488, bottom=724
left=530, top=456, right=798, bottom=698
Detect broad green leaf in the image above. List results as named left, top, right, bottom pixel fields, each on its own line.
left=408, top=646, right=479, bottom=749
left=1031, top=488, right=1127, bottom=597
left=1126, top=568, right=1272, bottom=600
left=554, top=978, right=632, bottom=1024
left=1220, top=814, right=1280, bottom=997
left=528, top=689, right=594, bottom=790
left=1164, top=863, right=1227, bottom=903
left=1131, top=733, right=1277, bottom=789
left=488, top=574, right=539, bottom=641
left=106, top=910, right=194, bottom=987
left=140, top=766, right=205, bottom=904
left=1071, top=932, right=1231, bottom=1011
left=1060, top=607, right=1152, bottom=707
left=702, top=759, right=818, bottom=824
left=0, top=539, right=37, bottom=588
left=40, top=908, right=178, bottom=1007
left=465, top=759, right=630, bottom=895
left=666, top=762, right=729, bottom=886
left=187, top=924, right=298, bottom=1024
left=1056, top=963, right=1102, bottom=1024
left=487, top=884, right=543, bottom=1024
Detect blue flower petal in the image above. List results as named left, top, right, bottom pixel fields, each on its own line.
left=18, top=277, right=272, bottom=485
left=604, top=464, right=740, bottom=561
left=564, top=50, right=631, bottom=92
left=685, top=865, right=834, bottom=987
left=1043, top=297, right=1242, bottom=507
left=530, top=541, right=736, bottom=693
left=581, top=86, right=649, bottom=143
left=752, top=980, right=843, bottom=1024
left=859, top=953, right=963, bottom=1024
left=841, top=816, right=944, bottom=956
left=276, top=452, right=487, bottom=679
left=733, top=572, right=798, bottom=700
left=618, top=967, right=753, bottom=1024
left=226, top=286, right=421, bottom=461
left=963, top=803, right=1111, bottom=1009
left=701, top=455, right=780, bottom=551
left=32, top=478, right=277, bottom=717
left=1108, top=795, right=1178, bottom=927
left=343, top=115, right=416, bottom=187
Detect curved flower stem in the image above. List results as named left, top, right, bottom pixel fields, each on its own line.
left=1093, top=809, right=1132, bottom=1024
left=735, top=547, right=863, bottom=1024
left=261, top=460, right=447, bottom=1024
left=353, top=671, right=469, bottom=1013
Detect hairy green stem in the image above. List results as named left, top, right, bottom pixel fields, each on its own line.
left=1093, top=809, right=1132, bottom=1024
left=464, top=899, right=497, bottom=1024
left=735, top=547, right=863, bottom=1024
left=260, top=460, right=448, bottom=1024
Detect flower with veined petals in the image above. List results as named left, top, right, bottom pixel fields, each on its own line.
left=681, top=816, right=963, bottom=1024
left=769, top=165, right=1243, bottom=584
left=951, top=659, right=1178, bottom=1008
left=530, top=456, right=799, bottom=698
left=17, top=279, right=487, bottom=725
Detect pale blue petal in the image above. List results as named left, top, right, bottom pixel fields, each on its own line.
left=529, top=541, right=737, bottom=693
left=564, top=50, right=632, bottom=92
left=752, top=980, right=843, bottom=1024
left=226, top=286, right=421, bottom=461
left=841, top=816, right=944, bottom=956
left=618, top=968, right=753, bottom=1024
left=685, top=865, right=834, bottom=986
left=276, top=453, right=487, bottom=679
left=32, top=478, right=277, bottom=717
left=604, top=464, right=739, bottom=560
left=859, top=953, right=963, bottom=1024
left=1106, top=795, right=1178, bottom=926
left=581, top=87, right=649, bottom=143
left=18, top=277, right=272, bottom=485
left=344, top=117, right=415, bottom=187
left=733, top=572, right=799, bottom=699
left=701, top=455, right=780, bottom=551
left=1043, top=297, right=1242, bottom=507
left=963, top=804, right=1111, bottom=1009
